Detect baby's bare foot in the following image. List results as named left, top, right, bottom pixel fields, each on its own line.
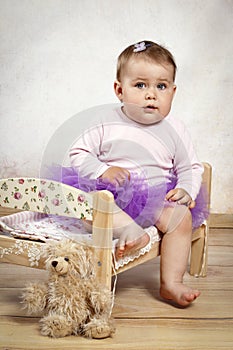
left=160, top=283, right=201, bottom=307
left=115, top=232, right=150, bottom=260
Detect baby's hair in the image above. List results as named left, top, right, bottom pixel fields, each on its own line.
left=116, top=40, right=177, bottom=82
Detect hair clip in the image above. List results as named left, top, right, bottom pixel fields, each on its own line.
left=133, top=41, right=151, bottom=53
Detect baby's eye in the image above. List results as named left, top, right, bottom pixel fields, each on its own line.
left=157, top=83, right=167, bottom=90
left=135, top=82, right=146, bottom=89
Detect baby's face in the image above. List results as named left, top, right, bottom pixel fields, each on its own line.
left=114, top=58, right=176, bottom=124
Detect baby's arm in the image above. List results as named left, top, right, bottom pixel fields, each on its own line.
left=172, top=120, right=203, bottom=201
left=70, top=123, right=109, bottom=179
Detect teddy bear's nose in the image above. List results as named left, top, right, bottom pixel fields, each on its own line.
left=51, top=260, right=58, bottom=267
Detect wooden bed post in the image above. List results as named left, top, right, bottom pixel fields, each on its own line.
left=92, top=190, right=114, bottom=290
left=190, top=163, right=212, bottom=277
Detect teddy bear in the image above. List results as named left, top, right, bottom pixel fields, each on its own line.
left=21, top=239, right=115, bottom=339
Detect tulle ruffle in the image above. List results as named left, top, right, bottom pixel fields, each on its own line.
left=49, top=166, right=209, bottom=230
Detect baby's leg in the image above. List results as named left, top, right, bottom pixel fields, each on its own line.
left=157, top=204, right=200, bottom=307
left=112, top=203, right=150, bottom=259
left=83, top=204, right=150, bottom=259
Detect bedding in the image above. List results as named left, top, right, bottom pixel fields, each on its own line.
left=0, top=211, right=161, bottom=270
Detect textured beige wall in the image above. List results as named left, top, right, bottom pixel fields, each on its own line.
left=0, top=0, right=232, bottom=213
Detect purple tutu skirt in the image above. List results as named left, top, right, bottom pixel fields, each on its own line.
left=49, top=166, right=209, bottom=230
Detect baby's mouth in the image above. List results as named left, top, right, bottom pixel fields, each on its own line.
left=143, top=105, right=158, bottom=111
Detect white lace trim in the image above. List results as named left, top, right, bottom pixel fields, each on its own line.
left=113, top=226, right=161, bottom=270
left=0, top=239, right=44, bottom=267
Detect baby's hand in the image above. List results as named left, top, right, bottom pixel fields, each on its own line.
left=99, top=166, right=130, bottom=186
left=165, top=188, right=195, bottom=208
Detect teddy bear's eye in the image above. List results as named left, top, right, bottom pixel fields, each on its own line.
left=64, top=257, right=69, bottom=262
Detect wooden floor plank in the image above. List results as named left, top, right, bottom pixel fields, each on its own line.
left=209, top=229, right=233, bottom=246
left=0, top=317, right=232, bottom=350
left=113, top=289, right=233, bottom=319
left=207, top=246, right=233, bottom=267
left=209, top=214, right=233, bottom=228
left=0, top=264, right=48, bottom=288
left=1, top=285, right=232, bottom=320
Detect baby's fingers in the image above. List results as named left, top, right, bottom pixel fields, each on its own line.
left=166, top=189, right=194, bottom=207
left=115, top=170, right=130, bottom=186
left=165, top=189, right=178, bottom=201
left=188, top=200, right=196, bottom=209
left=177, top=193, right=191, bottom=204
left=166, top=189, right=183, bottom=202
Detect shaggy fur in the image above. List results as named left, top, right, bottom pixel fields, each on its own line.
left=21, top=239, right=115, bottom=339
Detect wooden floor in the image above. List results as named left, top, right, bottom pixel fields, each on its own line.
left=0, top=215, right=233, bottom=350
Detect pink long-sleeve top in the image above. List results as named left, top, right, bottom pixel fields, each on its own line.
left=70, top=105, right=203, bottom=200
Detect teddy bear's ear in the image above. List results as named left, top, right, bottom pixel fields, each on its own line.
left=41, top=240, right=57, bottom=258
left=41, top=239, right=72, bottom=259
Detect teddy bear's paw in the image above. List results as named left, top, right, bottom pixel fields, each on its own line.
left=83, top=317, right=115, bottom=339
left=40, top=313, right=73, bottom=338
left=21, top=283, right=47, bottom=314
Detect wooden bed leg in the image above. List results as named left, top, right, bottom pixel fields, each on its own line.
left=190, top=163, right=211, bottom=277
left=190, top=223, right=208, bottom=277
left=92, top=190, right=114, bottom=290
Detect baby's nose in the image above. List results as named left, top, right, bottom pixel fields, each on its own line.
left=146, top=88, right=157, bottom=99
left=51, top=260, right=58, bottom=267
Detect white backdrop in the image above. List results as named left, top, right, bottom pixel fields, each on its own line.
left=0, top=0, right=232, bottom=213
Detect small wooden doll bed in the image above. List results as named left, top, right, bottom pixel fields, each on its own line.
left=0, top=163, right=211, bottom=289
